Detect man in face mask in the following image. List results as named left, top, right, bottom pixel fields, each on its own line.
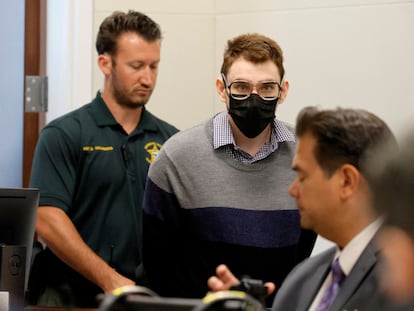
left=222, top=73, right=280, bottom=139
left=142, top=33, right=316, bottom=307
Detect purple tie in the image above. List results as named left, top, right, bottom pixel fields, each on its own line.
left=316, top=258, right=346, bottom=311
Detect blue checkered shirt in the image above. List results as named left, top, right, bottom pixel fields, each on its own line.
left=212, top=111, right=295, bottom=164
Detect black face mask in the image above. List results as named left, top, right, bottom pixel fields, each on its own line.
left=228, top=94, right=278, bottom=138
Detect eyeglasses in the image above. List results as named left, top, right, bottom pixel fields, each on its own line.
left=222, top=73, right=281, bottom=100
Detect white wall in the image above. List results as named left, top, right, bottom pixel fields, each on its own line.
left=0, top=0, right=25, bottom=187
left=46, top=0, right=93, bottom=123
left=48, top=0, right=414, bottom=254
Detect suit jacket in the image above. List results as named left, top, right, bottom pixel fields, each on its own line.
left=271, top=239, right=392, bottom=311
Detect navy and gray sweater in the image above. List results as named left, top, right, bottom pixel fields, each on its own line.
left=142, top=117, right=316, bottom=306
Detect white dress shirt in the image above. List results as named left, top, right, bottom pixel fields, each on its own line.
left=308, top=219, right=382, bottom=311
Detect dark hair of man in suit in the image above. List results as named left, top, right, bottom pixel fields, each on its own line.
left=295, top=106, right=397, bottom=178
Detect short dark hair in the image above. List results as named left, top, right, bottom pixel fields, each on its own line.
left=96, top=10, right=162, bottom=56
left=295, top=106, right=397, bottom=177
left=220, top=33, right=285, bottom=80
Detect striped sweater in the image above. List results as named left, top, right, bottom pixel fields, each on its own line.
left=142, top=117, right=316, bottom=306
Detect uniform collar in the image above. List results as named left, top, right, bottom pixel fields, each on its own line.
left=89, top=91, right=119, bottom=127
left=90, top=91, right=159, bottom=133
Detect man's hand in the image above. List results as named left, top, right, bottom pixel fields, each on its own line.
left=103, top=270, right=136, bottom=293
left=207, top=264, right=276, bottom=295
left=208, top=264, right=240, bottom=291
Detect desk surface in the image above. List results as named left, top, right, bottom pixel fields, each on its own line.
left=25, top=307, right=96, bottom=311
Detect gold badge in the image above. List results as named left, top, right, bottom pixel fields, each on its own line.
left=144, top=142, right=162, bottom=164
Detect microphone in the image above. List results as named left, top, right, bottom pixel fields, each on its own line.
left=121, top=144, right=130, bottom=167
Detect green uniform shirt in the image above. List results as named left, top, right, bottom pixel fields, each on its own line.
left=30, top=92, right=178, bottom=281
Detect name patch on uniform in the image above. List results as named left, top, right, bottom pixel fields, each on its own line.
left=83, top=146, right=114, bottom=152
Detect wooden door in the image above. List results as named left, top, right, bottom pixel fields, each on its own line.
left=23, top=0, right=47, bottom=187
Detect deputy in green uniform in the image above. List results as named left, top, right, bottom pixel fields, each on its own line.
left=28, top=10, right=178, bottom=308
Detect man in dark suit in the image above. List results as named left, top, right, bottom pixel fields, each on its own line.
left=208, top=106, right=398, bottom=311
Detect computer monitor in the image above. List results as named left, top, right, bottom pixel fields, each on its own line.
left=0, top=188, right=39, bottom=291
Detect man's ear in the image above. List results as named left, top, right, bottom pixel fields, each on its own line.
left=339, top=164, right=360, bottom=199
left=216, top=77, right=228, bottom=103
left=97, top=54, right=112, bottom=76
left=278, top=80, right=290, bottom=105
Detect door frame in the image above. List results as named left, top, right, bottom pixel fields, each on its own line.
left=23, top=0, right=47, bottom=187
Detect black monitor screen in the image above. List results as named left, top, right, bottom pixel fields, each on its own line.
left=0, top=188, right=39, bottom=290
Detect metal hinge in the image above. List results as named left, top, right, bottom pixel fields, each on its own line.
left=25, top=76, right=48, bottom=113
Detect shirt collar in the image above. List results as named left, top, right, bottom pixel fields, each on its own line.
left=335, top=218, right=382, bottom=276
left=212, top=111, right=295, bottom=150
left=89, top=91, right=119, bottom=127
left=89, top=91, right=159, bottom=133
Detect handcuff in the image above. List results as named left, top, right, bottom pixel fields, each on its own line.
left=229, top=276, right=268, bottom=307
